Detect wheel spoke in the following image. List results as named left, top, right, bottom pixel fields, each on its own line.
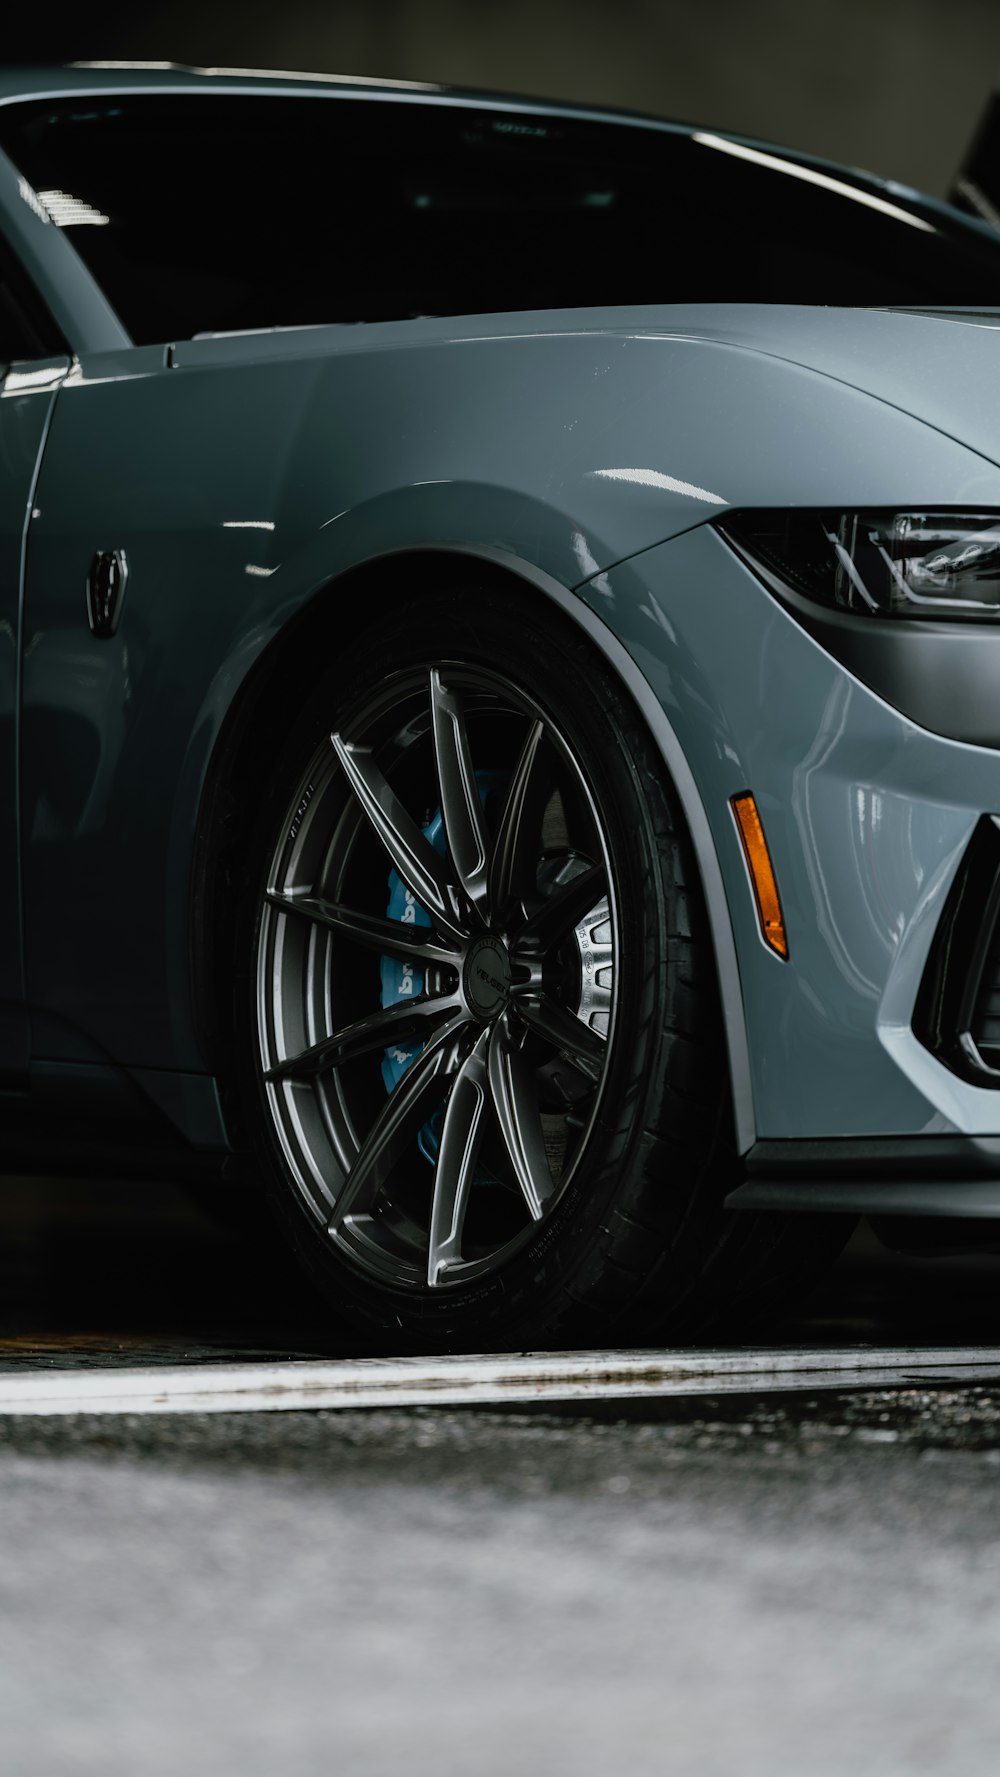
left=514, top=993, right=606, bottom=1083
left=487, top=1020, right=554, bottom=1221
left=330, top=733, right=464, bottom=941
left=265, top=994, right=460, bottom=1084
left=427, top=1028, right=490, bottom=1286
left=515, top=863, right=606, bottom=956
left=487, top=718, right=546, bottom=921
left=260, top=660, right=621, bottom=1294
left=265, top=891, right=461, bottom=965
left=330, top=1013, right=469, bottom=1228
left=429, top=670, right=489, bottom=918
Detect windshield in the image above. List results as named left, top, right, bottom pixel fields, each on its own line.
left=4, top=92, right=1000, bottom=343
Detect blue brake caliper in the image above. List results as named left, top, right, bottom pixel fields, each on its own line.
left=380, top=772, right=507, bottom=1165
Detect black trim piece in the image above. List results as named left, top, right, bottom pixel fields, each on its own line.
left=726, top=1177, right=1000, bottom=1217
left=747, top=1133, right=1000, bottom=1176
left=914, top=817, right=1000, bottom=1087
left=733, top=1131, right=1000, bottom=1218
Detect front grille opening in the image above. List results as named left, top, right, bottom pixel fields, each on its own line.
left=971, top=921, right=1000, bottom=1068
left=914, top=815, right=1000, bottom=1087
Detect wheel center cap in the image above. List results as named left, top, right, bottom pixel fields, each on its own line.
left=464, top=936, right=512, bottom=1021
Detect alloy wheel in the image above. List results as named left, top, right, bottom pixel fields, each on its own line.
left=256, top=664, right=619, bottom=1290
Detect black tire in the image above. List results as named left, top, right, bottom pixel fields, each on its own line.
left=229, top=584, right=846, bottom=1349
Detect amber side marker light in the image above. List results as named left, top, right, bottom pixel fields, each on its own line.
left=730, top=792, right=789, bottom=960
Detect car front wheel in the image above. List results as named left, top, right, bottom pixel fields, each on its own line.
left=232, top=584, right=840, bottom=1347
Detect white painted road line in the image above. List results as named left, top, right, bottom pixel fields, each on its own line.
left=1, top=1345, right=999, bottom=1415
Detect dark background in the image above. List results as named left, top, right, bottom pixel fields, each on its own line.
left=4, top=0, right=1000, bottom=199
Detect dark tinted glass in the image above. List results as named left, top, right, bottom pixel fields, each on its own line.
left=3, top=93, right=1000, bottom=343
left=0, top=231, right=66, bottom=365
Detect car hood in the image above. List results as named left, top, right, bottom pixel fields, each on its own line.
left=638, top=303, right=1000, bottom=473
left=176, top=304, right=1000, bottom=475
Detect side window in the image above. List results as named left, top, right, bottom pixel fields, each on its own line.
left=0, top=231, right=67, bottom=368
left=3, top=93, right=1000, bottom=331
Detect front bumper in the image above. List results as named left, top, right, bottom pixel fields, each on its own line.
left=578, top=521, right=1000, bottom=1161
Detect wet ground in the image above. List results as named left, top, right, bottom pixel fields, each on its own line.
left=2, top=1176, right=1000, bottom=1775
left=4, top=1375, right=1000, bottom=1775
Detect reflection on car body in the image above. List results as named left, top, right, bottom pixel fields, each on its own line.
left=2, top=63, right=1000, bottom=1347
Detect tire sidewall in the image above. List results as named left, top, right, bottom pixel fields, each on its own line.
left=229, top=585, right=718, bottom=1345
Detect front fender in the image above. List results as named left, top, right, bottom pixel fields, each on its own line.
left=20, top=317, right=1000, bottom=1102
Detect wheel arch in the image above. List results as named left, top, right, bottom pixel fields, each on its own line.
left=190, top=540, right=755, bottom=1152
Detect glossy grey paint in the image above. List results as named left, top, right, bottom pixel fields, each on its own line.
left=646, top=303, right=1000, bottom=472
left=581, top=523, right=1000, bottom=1141
left=727, top=562, right=1000, bottom=749
left=15, top=302, right=1000, bottom=1160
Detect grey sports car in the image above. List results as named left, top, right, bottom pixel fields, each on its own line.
left=4, top=63, right=1000, bottom=1347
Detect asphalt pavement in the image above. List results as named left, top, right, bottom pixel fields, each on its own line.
left=3, top=1383, right=1000, bottom=1776
left=1, top=1175, right=1000, bottom=1776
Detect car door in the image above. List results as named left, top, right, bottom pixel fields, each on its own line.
left=0, top=234, right=68, bottom=1080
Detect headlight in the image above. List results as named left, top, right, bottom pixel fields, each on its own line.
left=720, top=510, right=1000, bottom=620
